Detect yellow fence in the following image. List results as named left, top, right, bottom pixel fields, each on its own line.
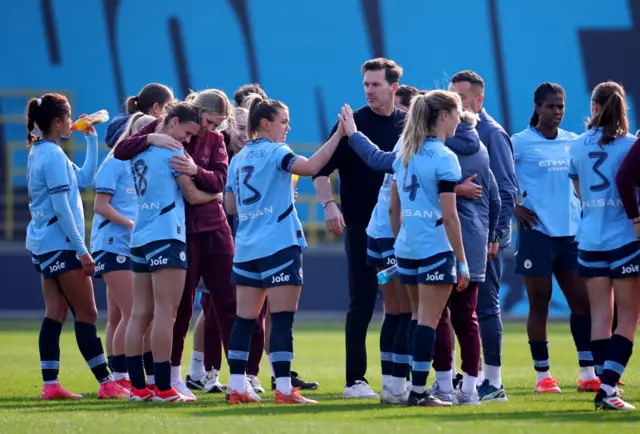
left=1, top=91, right=341, bottom=246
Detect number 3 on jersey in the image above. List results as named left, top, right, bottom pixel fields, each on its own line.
left=236, top=165, right=262, bottom=205
left=402, top=171, right=420, bottom=201
left=588, top=151, right=610, bottom=192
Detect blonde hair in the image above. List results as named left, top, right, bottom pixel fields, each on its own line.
left=187, top=89, right=234, bottom=130
left=224, top=106, right=249, bottom=134
left=400, top=90, right=461, bottom=166
left=459, top=110, right=479, bottom=128
left=107, top=113, right=155, bottom=159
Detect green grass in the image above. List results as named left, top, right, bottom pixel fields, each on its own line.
left=0, top=321, right=638, bottom=433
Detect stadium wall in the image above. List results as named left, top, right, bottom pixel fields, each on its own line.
left=1, top=0, right=639, bottom=318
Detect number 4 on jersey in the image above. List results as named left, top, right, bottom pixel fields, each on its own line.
left=402, top=172, right=420, bottom=201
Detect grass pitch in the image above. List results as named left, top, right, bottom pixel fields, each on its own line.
left=0, top=321, right=638, bottom=433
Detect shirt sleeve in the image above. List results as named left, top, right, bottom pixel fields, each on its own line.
left=170, top=149, right=187, bottom=178
left=273, top=144, right=299, bottom=172
left=436, top=151, right=462, bottom=183
left=225, top=159, right=236, bottom=194
left=94, top=158, right=120, bottom=195
left=568, top=144, right=579, bottom=179
left=44, top=150, right=73, bottom=194
left=512, top=135, right=522, bottom=162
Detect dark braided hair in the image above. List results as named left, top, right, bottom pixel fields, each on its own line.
left=529, top=83, right=565, bottom=127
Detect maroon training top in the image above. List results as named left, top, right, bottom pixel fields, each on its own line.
left=615, top=136, right=640, bottom=220
left=114, top=118, right=231, bottom=235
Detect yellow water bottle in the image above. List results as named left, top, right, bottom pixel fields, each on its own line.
left=71, top=110, right=110, bottom=132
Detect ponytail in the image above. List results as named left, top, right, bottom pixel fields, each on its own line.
left=125, top=83, right=174, bottom=115
left=245, top=94, right=287, bottom=139
left=24, top=93, right=70, bottom=147
left=125, top=96, right=140, bottom=114
left=587, top=81, right=629, bottom=145
left=400, top=90, right=460, bottom=166
left=26, top=99, right=39, bottom=146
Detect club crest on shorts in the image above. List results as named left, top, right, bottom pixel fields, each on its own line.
left=179, top=251, right=186, bottom=261
left=524, top=259, right=533, bottom=269
left=116, top=255, right=126, bottom=264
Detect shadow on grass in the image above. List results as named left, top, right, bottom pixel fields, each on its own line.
left=1, top=395, right=639, bottom=424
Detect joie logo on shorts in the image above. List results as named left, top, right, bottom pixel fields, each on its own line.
left=96, top=262, right=106, bottom=272
left=386, top=257, right=397, bottom=266
left=49, top=261, right=66, bottom=273
left=621, top=264, right=640, bottom=275
left=271, top=272, right=291, bottom=284
left=150, top=256, right=169, bottom=267
left=425, top=272, right=445, bottom=282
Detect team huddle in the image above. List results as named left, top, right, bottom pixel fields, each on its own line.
left=24, top=57, right=640, bottom=410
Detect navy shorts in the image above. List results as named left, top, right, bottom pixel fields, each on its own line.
left=130, top=239, right=188, bottom=273
left=367, top=236, right=397, bottom=268
left=231, top=246, right=303, bottom=288
left=578, top=241, right=640, bottom=279
left=397, top=251, right=457, bottom=285
left=92, top=251, right=132, bottom=278
left=515, top=228, right=578, bottom=276
left=34, top=250, right=83, bottom=279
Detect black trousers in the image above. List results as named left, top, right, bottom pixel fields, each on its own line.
left=344, top=226, right=379, bottom=385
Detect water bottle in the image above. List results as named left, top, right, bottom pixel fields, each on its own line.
left=71, top=110, right=110, bottom=132
left=377, top=264, right=398, bottom=285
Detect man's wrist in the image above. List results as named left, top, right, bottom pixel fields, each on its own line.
left=322, top=199, right=336, bottom=208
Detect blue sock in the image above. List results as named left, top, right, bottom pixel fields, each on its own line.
left=228, top=315, right=256, bottom=375
left=154, top=361, right=172, bottom=392
left=39, top=318, right=62, bottom=383
left=406, top=319, right=417, bottom=381
left=600, top=334, right=633, bottom=389
left=269, top=311, right=295, bottom=379
left=143, top=351, right=154, bottom=377
left=74, top=322, right=110, bottom=383
left=111, top=354, right=127, bottom=374
left=591, top=339, right=608, bottom=376
left=528, top=340, right=550, bottom=372
left=392, top=313, right=411, bottom=379
left=126, top=355, right=145, bottom=390
left=411, top=325, right=435, bottom=390
left=380, top=314, right=399, bottom=377
left=569, top=314, right=594, bottom=367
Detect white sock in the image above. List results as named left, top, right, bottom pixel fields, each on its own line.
left=382, top=374, right=392, bottom=389
left=43, top=380, right=59, bottom=386
left=229, top=374, right=247, bottom=393
left=536, top=370, right=551, bottom=383
left=390, top=376, right=406, bottom=395
left=188, top=350, right=205, bottom=381
left=601, top=383, right=616, bottom=396
left=411, top=384, right=426, bottom=394
left=171, top=365, right=182, bottom=385
left=461, top=373, right=478, bottom=394
left=477, top=366, right=484, bottom=384
left=113, top=372, right=127, bottom=381
left=269, top=359, right=276, bottom=378
left=147, top=374, right=155, bottom=385
left=451, top=349, right=457, bottom=377
left=435, top=370, right=453, bottom=393
left=275, top=376, right=292, bottom=394
left=579, top=366, right=597, bottom=381
left=485, top=365, right=501, bottom=389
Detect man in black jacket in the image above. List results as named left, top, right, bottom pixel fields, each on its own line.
left=313, top=58, right=406, bottom=398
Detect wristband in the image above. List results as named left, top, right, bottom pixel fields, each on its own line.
left=322, top=199, right=336, bottom=209
left=458, top=260, right=469, bottom=276
left=633, top=217, right=640, bottom=225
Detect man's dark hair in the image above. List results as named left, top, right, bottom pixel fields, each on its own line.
left=361, top=58, right=403, bottom=84
left=233, top=83, right=268, bottom=107
left=396, top=85, right=420, bottom=108
left=450, top=70, right=485, bottom=90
